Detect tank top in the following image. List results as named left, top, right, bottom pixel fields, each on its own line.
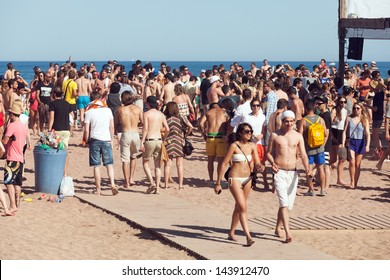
left=348, top=119, right=364, bottom=140
left=331, top=108, right=347, bottom=130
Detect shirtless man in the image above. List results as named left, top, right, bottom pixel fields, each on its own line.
left=267, top=110, right=310, bottom=243
left=199, top=102, right=229, bottom=184
left=140, top=96, right=169, bottom=194
left=160, top=73, right=175, bottom=104
left=76, top=69, right=92, bottom=126
left=288, top=86, right=304, bottom=129
left=115, top=91, right=143, bottom=189
left=100, top=69, right=112, bottom=97
left=4, top=79, right=19, bottom=114
left=4, top=63, right=15, bottom=80
left=91, top=70, right=104, bottom=94
left=207, top=76, right=225, bottom=104
left=274, top=80, right=288, bottom=101
left=268, top=98, right=289, bottom=136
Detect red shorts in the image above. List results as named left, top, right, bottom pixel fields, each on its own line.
left=256, top=144, right=266, bottom=164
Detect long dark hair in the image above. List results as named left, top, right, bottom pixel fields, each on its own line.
left=236, top=123, right=253, bottom=141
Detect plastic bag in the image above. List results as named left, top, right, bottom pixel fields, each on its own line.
left=60, top=176, right=74, bottom=196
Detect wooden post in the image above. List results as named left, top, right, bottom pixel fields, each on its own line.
left=338, top=0, right=346, bottom=86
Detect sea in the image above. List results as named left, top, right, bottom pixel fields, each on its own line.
left=1, top=60, right=390, bottom=83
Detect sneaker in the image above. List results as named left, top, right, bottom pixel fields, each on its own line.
left=318, top=190, right=327, bottom=197
left=304, top=190, right=316, bottom=196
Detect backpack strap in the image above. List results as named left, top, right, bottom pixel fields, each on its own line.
left=303, top=117, right=313, bottom=125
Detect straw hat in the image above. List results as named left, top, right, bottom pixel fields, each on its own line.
left=9, top=100, right=22, bottom=115
left=369, top=80, right=386, bottom=92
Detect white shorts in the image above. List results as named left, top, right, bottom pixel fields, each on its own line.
left=274, top=169, right=298, bottom=210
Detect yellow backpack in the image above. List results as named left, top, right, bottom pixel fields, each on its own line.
left=304, top=116, right=325, bottom=148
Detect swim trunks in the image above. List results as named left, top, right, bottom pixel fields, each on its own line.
left=274, top=169, right=298, bottom=210
left=206, top=138, right=227, bottom=157
left=76, top=96, right=91, bottom=109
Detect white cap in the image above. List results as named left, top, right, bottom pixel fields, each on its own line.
left=210, top=75, right=220, bottom=83
left=281, top=110, right=296, bottom=120
left=371, top=61, right=376, bottom=64
left=200, top=69, right=206, bottom=73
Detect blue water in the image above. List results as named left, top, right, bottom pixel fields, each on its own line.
left=1, top=60, right=389, bottom=83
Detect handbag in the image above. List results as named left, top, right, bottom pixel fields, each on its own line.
left=60, top=176, right=74, bottom=196
left=224, top=167, right=231, bottom=181
left=182, top=137, right=194, bottom=156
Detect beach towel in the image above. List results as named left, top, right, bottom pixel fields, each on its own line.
left=85, top=99, right=108, bottom=111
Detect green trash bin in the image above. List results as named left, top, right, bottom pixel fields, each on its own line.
left=33, top=147, right=67, bottom=194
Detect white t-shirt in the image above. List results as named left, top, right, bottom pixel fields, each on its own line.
left=230, top=100, right=252, bottom=132
left=84, top=107, right=113, bottom=141
left=241, top=111, right=266, bottom=145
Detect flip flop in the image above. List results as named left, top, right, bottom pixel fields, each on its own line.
left=284, top=237, right=292, bottom=244
left=227, top=235, right=237, bottom=242
left=111, top=187, right=119, bottom=195
left=3, top=212, right=15, bottom=217
left=146, top=186, right=156, bottom=194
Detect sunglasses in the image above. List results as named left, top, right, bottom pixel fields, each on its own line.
left=243, top=129, right=253, bottom=134
left=316, top=102, right=325, bottom=105
left=353, top=107, right=361, bottom=110
left=339, top=101, right=346, bottom=104
left=251, top=104, right=261, bottom=107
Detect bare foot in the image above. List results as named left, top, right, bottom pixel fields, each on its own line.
left=129, top=181, right=135, bottom=186
left=375, top=163, right=382, bottom=170
left=178, top=186, right=184, bottom=190
left=168, top=178, right=174, bottom=183
left=337, top=181, right=347, bottom=186
left=8, top=207, right=18, bottom=213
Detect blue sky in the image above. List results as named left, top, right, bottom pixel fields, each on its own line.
left=1, top=0, right=389, bottom=61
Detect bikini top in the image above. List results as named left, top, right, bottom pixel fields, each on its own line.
left=232, top=154, right=252, bottom=162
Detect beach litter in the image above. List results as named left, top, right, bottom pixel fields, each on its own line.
left=37, top=131, right=65, bottom=150
left=47, top=195, right=64, bottom=203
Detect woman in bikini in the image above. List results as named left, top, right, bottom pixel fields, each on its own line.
left=215, top=123, right=263, bottom=246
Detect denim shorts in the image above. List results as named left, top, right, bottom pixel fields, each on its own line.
left=308, top=152, right=325, bottom=165
left=89, top=139, right=113, bottom=166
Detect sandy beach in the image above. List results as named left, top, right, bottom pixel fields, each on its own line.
left=1, top=129, right=389, bottom=260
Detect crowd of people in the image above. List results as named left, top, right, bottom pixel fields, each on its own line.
left=0, top=59, right=389, bottom=245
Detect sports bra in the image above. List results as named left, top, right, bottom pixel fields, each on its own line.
left=232, top=154, right=252, bottom=162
